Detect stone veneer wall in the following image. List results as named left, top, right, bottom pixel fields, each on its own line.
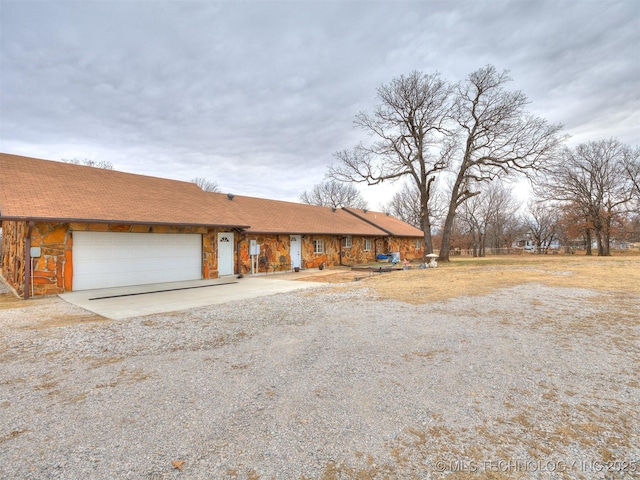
left=302, top=235, right=341, bottom=269
left=388, top=237, right=424, bottom=261
left=3, top=222, right=221, bottom=297
left=237, top=234, right=383, bottom=273
left=238, top=234, right=291, bottom=274
left=340, top=236, right=378, bottom=265
left=0, top=220, right=27, bottom=296
left=2, top=221, right=426, bottom=296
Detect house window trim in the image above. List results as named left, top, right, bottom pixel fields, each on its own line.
left=364, top=238, right=372, bottom=251
left=313, top=239, right=325, bottom=254
left=341, top=236, right=353, bottom=248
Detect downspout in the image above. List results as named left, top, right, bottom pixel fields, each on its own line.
left=24, top=221, right=34, bottom=300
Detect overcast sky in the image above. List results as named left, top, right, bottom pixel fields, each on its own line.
left=1, top=0, right=638, bottom=208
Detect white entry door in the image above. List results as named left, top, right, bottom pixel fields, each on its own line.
left=290, top=235, right=302, bottom=269
left=217, top=232, right=234, bottom=276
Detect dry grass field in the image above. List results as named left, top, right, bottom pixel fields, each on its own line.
left=364, top=254, right=640, bottom=303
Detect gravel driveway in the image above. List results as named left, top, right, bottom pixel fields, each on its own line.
left=1, top=279, right=638, bottom=479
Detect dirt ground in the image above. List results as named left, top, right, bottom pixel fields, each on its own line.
left=0, top=255, right=638, bottom=479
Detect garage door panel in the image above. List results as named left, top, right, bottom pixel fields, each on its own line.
left=72, top=232, right=202, bottom=290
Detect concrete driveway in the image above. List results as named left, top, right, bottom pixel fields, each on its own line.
left=59, top=272, right=328, bottom=320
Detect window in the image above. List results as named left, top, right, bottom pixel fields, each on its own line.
left=415, top=240, right=422, bottom=249
left=313, top=239, right=325, bottom=254
left=341, top=236, right=352, bottom=248
left=364, top=238, right=372, bottom=251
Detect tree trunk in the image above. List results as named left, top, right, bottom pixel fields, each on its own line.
left=421, top=209, right=434, bottom=260
left=423, top=230, right=433, bottom=260
left=439, top=171, right=466, bottom=262
left=603, top=213, right=612, bottom=256
left=585, top=229, right=592, bottom=255
left=595, top=229, right=604, bottom=256
left=439, top=205, right=456, bottom=261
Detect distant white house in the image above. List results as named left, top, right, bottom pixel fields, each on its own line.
left=512, top=237, right=560, bottom=252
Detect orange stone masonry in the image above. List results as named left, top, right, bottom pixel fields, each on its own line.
left=0, top=221, right=225, bottom=296
left=1, top=221, right=27, bottom=296
left=1, top=220, right=424, bottom=297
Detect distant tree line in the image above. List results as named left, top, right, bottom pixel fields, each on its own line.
left=63, top=158, right=114, bottom=170
left=299, top=180, right=368, bottom=209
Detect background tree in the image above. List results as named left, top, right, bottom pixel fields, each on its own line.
left=438, top=66, right=565, bottom=261
left=191, top=177, right=221, bottom=193
left=383, top=183, right=422, bottom=228
left=623, top=147, right=640, bottom=211
left=459, top=181, right=521, bottom=256
left=383, top=180, right=446, bottom=230
left=329, top=71, right=455, bottom=258
left=524, top=201, right=560, bottom=254
left=299, top=180, right=368, bottom=209
left=484, top=186, right=523, bottom=251
left=556, top=202, right=592, bottom=253
left=536, top=139, right=638, bottom=255
left=458, top=194, right=485, bottom=257
left=63, top=158, right=113, bottom=169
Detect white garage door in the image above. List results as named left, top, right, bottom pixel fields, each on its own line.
left=72, top=232, right=202, bottom=291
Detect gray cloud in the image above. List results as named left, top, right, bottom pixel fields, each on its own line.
left=1, top=0, right=638, bottom=204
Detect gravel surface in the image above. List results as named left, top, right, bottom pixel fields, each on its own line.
left=0, top=277, right=638, bottom=479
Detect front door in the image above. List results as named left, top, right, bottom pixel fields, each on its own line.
left=217, top=232, right=234, bottom=276
left=290, top=235, right=302, bottom=269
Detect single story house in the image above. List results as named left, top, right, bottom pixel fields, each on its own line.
left=0, top=153, right=424, bottom=299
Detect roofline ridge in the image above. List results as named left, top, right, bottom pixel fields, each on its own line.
left=342, top=207, right=394, bottom=236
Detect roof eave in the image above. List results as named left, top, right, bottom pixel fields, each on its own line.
left=242, top=229, right=387, bottom=236
left=0, top=216, right=250, bottom=230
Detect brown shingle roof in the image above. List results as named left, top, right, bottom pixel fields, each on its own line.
left=218, top=195, right=386, bottom=236
left=0, top=153, right=248, bottom=227
left=343, top=208, right=424, bottom=237
left=0, top=153, right=418, bottom=237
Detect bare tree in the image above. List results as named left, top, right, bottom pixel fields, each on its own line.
left=485, top=185, right=523, bottom=251
left=192, top=177, right=221, bottom=193
left=384, top=181, right=446, bottom=229
left=459, top=181, right=521, bottom=256
left=523, top=201, right=559, bottom=254
left=329, top=67, right=564, bottom=261
left=63, top=158, right=114, bottom=169
left=329, top=71, right=455, bottom=258
left=536, top=139, right=639, bottom=255
left=299, top=180, right=368, bottom=209
left=623, top=149, right=640, bottom=208
left=458, top=193, right=486, bottom=257
left=438, top=66, right=566, bottom=261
